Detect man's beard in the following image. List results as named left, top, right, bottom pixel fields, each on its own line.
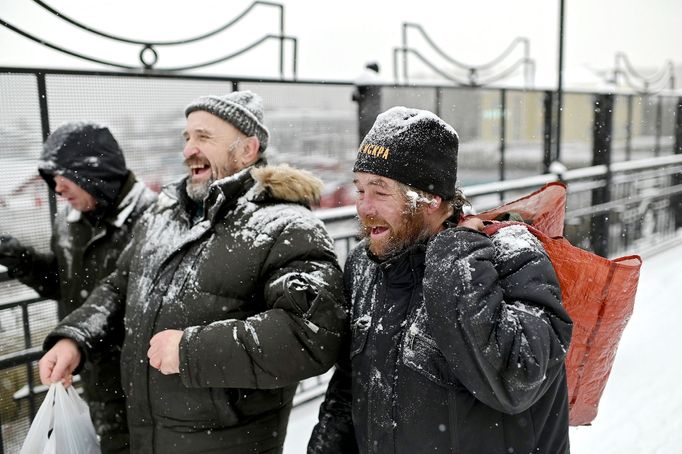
left=360, top=209, right=432, bottom=260
left=186, top=176, right=214, bottom=203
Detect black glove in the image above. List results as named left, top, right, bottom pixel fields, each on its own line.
left=0, top=234, right=31, bottom=274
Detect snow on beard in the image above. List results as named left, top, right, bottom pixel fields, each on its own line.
left=360, top=200, right=431, bottom=260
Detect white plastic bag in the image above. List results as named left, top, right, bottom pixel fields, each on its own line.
left=20, top=382, right=101, bottom=454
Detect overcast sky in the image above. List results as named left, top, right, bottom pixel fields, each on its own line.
left=0, top=0, right=680, bottom=90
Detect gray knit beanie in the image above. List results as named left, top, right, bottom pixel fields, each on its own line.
left=185, top=90, right=270, bottom=152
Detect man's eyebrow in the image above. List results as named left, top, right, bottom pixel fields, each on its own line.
left=183, top=127, right=212, bottom=137
left=367, top=178, right=389, bottom=188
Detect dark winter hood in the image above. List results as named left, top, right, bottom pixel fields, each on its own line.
left=38, top=122, right=129, bottom=213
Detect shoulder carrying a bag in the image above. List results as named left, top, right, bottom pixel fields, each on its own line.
left=478, top=182, right=642, bottom=426
left=20, top=382, right=101, bottom=454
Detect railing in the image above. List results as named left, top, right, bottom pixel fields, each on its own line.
left=0, top=66, right=681, bottom=452
left=2, top=158, right=681, bottom=454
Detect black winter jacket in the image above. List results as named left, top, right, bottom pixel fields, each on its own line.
left=46, top=164, right=348, bottom=454
left=309, top=225, right=573, bottom=454
left=20, top=172, right=156, bottom=452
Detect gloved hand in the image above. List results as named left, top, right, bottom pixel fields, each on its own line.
left=0, top=234, right=31, bottom=274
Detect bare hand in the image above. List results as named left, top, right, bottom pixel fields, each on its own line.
left=38, top=338, right=81, bottom=387
left=459, top=216, right=485, bottom=232
left=147, top=329, right=183, bottom=375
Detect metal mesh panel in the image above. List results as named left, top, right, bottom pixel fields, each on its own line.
left=504, top=90, right=545, bottom=177
left=45, top=74, right=242, bottom=191
left=559, top=93, right=593, bottom=168
left=240, top=82, right=358, bottom=207
left=0, top=73, right=51, bottom=251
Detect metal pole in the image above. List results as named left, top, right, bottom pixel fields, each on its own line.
left=625, top=95, right=633, bottom=161
left=591, top=93, right=614, bottom=257
left=36, top=73, right=56, bottom=224
left=402, top=23, right=408, bottom=82
left=555, top=0, right=566, bottom=163
left=543, top=91, right=554, bottom=172
left=673, top=97, right=682, bottom=228
left=499, top=89, right=507, bottom=192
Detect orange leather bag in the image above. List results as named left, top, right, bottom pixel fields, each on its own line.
left=478, top=182, right=642, bottom=426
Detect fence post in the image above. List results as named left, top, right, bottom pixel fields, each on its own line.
left=352, top=64, right=382, bottom=146
left=590, top=93, right=614, bottom=257
left=673, top=97, right=682, bottom=228
left=543, top=90, right=554, bottom=173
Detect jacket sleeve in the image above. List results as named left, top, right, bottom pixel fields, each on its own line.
left=423, top=224, right=573, bottom=414
left=178, top=215, right=348, bottom=389
left=42, top=237, right=131, bottom=368
left=307, top=259, right=358, bottom=454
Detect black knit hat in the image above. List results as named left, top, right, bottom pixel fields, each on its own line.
left=184, top=90, right=270, bottom=152
left=353, top=106, right=459, bottom=199
left=38, top=122, right=129, bottom=209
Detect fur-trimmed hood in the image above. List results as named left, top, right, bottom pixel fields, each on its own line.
left=250, top=164, right=323, bottom=206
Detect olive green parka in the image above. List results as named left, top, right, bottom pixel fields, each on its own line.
left=46, top=163, right=347, bottom=453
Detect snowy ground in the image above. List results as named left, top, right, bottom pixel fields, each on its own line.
left=283, top=242, right=682, bottom=454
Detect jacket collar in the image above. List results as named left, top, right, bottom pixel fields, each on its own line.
left=161, top=158, right=323, bottom=225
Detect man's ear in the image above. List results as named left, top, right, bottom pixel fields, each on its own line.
left=238, top=136, right=260, bottom=167
left=425, top=195, right=443, bottom=214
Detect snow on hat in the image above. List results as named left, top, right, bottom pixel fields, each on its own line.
left=184, top=90, right=270, bottom=152
left=353, top=106, right=459, bottom=199
left=38, top=121, right=128, bottom=207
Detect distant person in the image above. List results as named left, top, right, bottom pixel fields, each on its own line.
left=308, top=107, right=573, bottom=453
left=0, top=121, right=157, bottom=453
left=38, top=91, right=348, bottom=453
left=352, top=62, right=382, bottom=145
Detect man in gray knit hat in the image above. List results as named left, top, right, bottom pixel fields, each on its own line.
left=40, top=91, right=348, bottom=453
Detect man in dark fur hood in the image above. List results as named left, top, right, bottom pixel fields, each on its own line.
left=0, top=122, right=157, bottom=453
left=38, top=91, right=347, bottom=453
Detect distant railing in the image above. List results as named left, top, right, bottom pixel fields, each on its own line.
left=0, top=65, right=681, bottom=453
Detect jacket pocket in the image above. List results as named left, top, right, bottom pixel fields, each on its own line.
left=210, top=388, right=241, bottom=426
left=402, top=324, right=455, bottom=387
left=350, top=314, right=371, bottom=358
left=230, top=386, right=295, bottom=418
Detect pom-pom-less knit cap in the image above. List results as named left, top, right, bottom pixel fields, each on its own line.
left=185, top=90, right=270, bottom=153
left=353, top=106, right=459, bottom=199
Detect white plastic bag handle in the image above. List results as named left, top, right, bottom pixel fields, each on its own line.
left=19, top=383, right=101, bottom=454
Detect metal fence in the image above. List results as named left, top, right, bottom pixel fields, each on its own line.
left=0, top=66, right=681, bottom=453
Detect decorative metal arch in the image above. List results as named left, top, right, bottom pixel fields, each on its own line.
left=0, top=0, right=298, bottom=77
left=393, top=22, right=535, bottom=87
left=611, top=52, right=675, bottom=95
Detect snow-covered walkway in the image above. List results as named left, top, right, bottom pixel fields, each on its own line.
left=284, top=243, right=682, bottom=453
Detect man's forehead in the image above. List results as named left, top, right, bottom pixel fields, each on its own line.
left=186, top=110, right=238, bottom=132
left=354, top=172, right=399, bottom=188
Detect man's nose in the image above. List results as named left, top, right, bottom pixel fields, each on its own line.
left=54, top=178, right=65, bottom=193
left=183, top=141, right=199, bottom=159
left=356, top=196, right=376, bottom=218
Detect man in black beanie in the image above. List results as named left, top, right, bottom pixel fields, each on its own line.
left=0, top=121, right=157, bottom=453
left=38, top=91, right=347, bottom=453
left=309, top=106, right=573, bottom=453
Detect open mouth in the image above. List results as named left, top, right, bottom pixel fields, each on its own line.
left=370, top=225, right=390, bottom=239
left=189, top=163, right=211, bottom=179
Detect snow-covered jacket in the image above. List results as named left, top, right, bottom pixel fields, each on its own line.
left=309, top=225, right=573, bottom=454
left=21, top=172, right=155, bottom=451
left=46, top=163, right=347, bottom=454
